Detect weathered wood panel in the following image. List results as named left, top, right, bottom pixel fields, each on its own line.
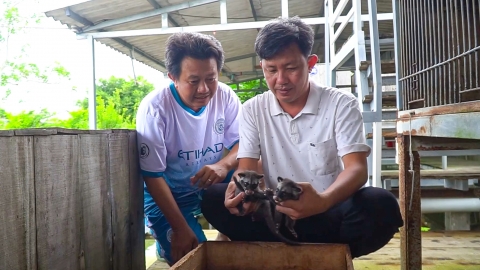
left=108, top=132, right=132, bottom=270
left=128, top=130, right=145, bottom=269
left=78, top=134, right=112, bottom=270
left=34, top=135, right=81, bottom=270
left=0, top=129, right=144, bottom=270
left=0, top=136, right=36, bottom=270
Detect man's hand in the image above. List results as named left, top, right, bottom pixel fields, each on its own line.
left=275, top=182, right=331, bottom=220
left=224, top=181, right=255, bottom=216
left=190, top=163, right=229, bottom=189
left=170, top=226, right=199, bottom=264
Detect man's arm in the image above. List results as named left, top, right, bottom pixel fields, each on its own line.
left=322, top=96, right=371, bottom=209
left=321, top=151, right=368, bottom=209
left=215, top=142, right=239, bottom=172
left=144, top=176, right=190, bottom=231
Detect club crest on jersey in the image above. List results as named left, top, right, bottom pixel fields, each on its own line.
left=140, top=143, right=150, bottom=159
left=166, top=228, right=173, bottom=242
left=214, top=118, right=225, bottom=134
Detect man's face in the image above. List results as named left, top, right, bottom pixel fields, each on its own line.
left=169, top=57, right=219, bottom=112
left=260, top=43, right=317, bottom=105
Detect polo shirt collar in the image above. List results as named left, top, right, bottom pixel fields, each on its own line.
left=270, top=81, right=321, bottom=116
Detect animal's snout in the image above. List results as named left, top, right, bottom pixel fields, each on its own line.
left=245, top=190, right=253, bottom=195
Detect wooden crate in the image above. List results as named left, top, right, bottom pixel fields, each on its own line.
left=171, top=242, right=354, bottom=270
left=0, top=128, right=145, bottom=270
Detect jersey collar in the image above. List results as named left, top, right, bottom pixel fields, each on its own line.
left=169, top=82, right=206, bottom=116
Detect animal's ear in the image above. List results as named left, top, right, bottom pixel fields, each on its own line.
left=277, top=176, right=284, bottom=182
left=238, top=172, right=245, bottom=178
left=295, top=186, right=303, bottom=194
left=256, top=173, right=264, bottom=179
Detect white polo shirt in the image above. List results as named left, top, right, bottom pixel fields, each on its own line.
left=238, top=79, right=371, bottom=192
left=136, top=80, right=241, bottom=193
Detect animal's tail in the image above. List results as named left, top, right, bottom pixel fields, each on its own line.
left=263, top=205, right=301, bottom=246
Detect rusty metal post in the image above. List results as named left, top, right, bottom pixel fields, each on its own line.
left=397, top=134, right=422, bottom=270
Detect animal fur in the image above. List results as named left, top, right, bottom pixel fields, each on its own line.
left=233, top=171, right=301, bottom=245
left=273, top=176, right=303, bottom=239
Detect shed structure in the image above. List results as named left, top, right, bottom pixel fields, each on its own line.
left=42, top=1, right=480, bottom=269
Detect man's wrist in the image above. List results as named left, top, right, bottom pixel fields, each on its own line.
left=315, top=191, right=334, bottom=214
left=171, top=220, right=190, bottom=232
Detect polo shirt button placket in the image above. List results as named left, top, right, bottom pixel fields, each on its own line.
left=290, top=121, right=299, bottom=144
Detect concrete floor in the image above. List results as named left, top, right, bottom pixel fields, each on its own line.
left=146, top=230, right=480, bottom=270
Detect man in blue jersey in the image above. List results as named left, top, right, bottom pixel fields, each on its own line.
left=136, top=32, right=243, bottom=266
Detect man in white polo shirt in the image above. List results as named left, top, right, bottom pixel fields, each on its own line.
left=136, top=32, right=243, bottom=266
left=201, top=16, right=403, bottom=258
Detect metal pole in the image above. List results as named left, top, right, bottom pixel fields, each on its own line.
left=88, top=35, right=97, bottom=130
left=324, top=0, right=331, bottom=86
left=392, top=0, right=403, bottom=110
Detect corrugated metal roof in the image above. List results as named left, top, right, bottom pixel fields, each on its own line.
left=44, top=0, right=394, bottom=83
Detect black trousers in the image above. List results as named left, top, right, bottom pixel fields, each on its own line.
left=200, top=184, right=404, bottom=258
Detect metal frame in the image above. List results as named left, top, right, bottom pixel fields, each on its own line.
left=60, top=0, right=394, bottom=130
left=76, top=13, right=394, bottom=39
left=391, top=0, right=480, bottom=268
left=324, top=0, right=386, bottom=188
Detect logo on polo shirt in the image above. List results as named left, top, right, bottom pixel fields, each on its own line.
left=140, top=143, right=150, bottom=159
left=214, top=118, right=225, bottom=134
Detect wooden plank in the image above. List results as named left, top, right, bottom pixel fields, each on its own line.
left=88, top=130, right=113, bottom=134
left=398, top=101, right=480, bottom=119
left=13, top=128, right=93, bottom=136
left=128, top=131, right=145, bottom=270
left=0, top=130, right=14, bottom=136
left=78, top=134, right=112, bottom=270
left=35, top=134, right=81, bottom=270
left=397, top=135, right=422, bottom=270
left=381, top=167, right=480, bottom=180
left=14, top=128, right=58, bottom=136
left=0, top=136, right=36, bottom=270
left=108, top=132, right=131, bottom=270
left=205, top=242, right=352, bottom=270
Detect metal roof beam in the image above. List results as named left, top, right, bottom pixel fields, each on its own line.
left=225, top=53, right=257, bottom=62
left=42, top=0, right=92, bottom=13
left=77, top=13, right=393, bottom=39
left=82, top=0, right=219, bottom=33
left=65, top=7, right=166, bottom=68
left=146, top=0, right=181, bottom=27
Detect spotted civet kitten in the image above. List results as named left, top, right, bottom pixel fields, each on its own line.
left=233, top=171, right=301, bottom=245
left=233, top=170, right=265, bottom=216
left=273, top=176, right=303, bottom=239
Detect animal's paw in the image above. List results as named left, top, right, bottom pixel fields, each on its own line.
left=265, top=188, right=274, bottom=196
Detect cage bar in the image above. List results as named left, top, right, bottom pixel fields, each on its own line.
left=399, top=0, right=480, bottom=110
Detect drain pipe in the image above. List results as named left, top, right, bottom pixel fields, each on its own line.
left=397, top=198, right=480, bottom=213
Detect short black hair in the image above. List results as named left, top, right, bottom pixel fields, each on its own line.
left=165, top=32, right=225, bottom=79
left=254, top=16, right=314, bottom=60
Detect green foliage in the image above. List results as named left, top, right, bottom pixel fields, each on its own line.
left=55, top=96, right=136, bottom=129
left=0, top=1, right=70, bottom=97
left=0, top=95, right=135, bottom=130
left=77, top=76, right=155, bottom=124
left=229, top=79, right=267, bottom=104
left=0, top=73, right=262, bottom=130
left=0, top=109, right=55, bottom=129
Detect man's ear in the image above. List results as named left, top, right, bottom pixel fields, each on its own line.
left=167, top=72, right=176, bottom=83
left=307, top=54, right=318, bottom=71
